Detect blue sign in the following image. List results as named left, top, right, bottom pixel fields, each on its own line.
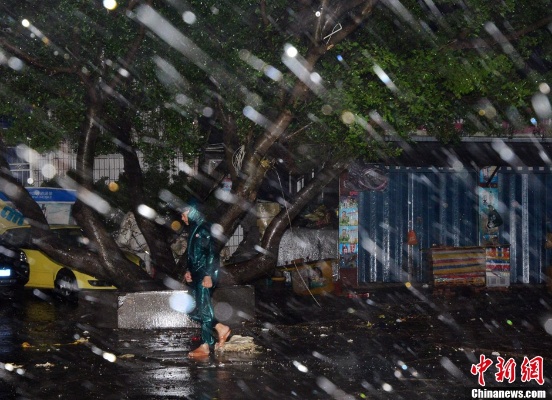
left=0, top=187, right=77, bottom=203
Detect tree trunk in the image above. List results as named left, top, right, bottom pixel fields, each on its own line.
left=114, top=109, right=180, bottom=280
left=220, top=159, right=349, bottom=285
left=71, top=88, right=156, bottom=291
left=215, top=111, right=294, bottom=249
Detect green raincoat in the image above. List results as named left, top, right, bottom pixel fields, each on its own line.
left=185, top=205, right=220, bottom=347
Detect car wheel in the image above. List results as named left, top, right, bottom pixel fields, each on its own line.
left=54, top=269, right=78, bottom=302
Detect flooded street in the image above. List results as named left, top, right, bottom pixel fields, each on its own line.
left=1, top=284, right=551, bottom=399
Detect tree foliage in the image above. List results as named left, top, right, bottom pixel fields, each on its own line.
left=0, top=0, right=550, bottom=287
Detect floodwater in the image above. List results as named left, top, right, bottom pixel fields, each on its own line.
left=1, top=283, right=551, bottom=399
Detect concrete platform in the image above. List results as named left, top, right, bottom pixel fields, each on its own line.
left=78, top=285, right=255, bottom=329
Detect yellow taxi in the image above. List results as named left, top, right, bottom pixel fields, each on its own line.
left=0, top=220, right=144, bottom=301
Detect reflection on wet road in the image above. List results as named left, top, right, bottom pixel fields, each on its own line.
left=0, top=285, right=551, bottom=399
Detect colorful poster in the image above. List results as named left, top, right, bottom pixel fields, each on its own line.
left=338, top=171, right=359, bottom=269
left=478, top=167, right=502, bottom=246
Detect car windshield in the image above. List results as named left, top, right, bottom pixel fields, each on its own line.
left=2, top=228, right=31, bottom=248
left=51, top=228, right=89, bottom=249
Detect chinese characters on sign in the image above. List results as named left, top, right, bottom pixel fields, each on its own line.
left=471, top=354, right=544, bottom=386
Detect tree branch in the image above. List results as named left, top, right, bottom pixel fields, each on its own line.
left=0, top=39, right=76, bottom=75
left=447, top=15, right=552, bottom=50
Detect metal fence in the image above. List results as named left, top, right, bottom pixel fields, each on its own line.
left=9, top=149, right=249, bottom=256
left=22, top=150, right=185, bottom=187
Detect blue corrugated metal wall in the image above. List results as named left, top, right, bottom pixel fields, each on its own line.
left=358, top=166, right=551, bottom=284
left=498, top=167, right=552, bottom=284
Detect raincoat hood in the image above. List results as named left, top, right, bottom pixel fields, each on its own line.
left=184, top=200, right=205, bottom=226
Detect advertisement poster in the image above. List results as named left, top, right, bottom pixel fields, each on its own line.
left=339, top=171, right=359, bottom=269
left=478, top=167, right=502, bottom=246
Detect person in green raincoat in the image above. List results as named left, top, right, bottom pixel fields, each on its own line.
left=181, top=202, right=231, bottom=358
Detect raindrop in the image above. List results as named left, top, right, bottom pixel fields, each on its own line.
left=41, top=164, right=57, bottom=179
left=178, top=161, right=194, bottom=175
left=169, top=292, right=196, bottom=314
left=243, top=106, right=270, bottom=127
left=491, top=139, right=515, bottom=163
left=264, top=65, right=282, bottom=81
left=137, top=204, right=157, bottom=219
left=486, top=107, right=497, bottom=119
left=214, top=188, right=236, bottom=204
left=210, top=223, right=225, bottom=241
left=175, top=94, right=189, bottom=105
left=292, top=360, right=308, bottom=373
left=539, top=83, right=550, bottom=94
left=239, top=51, right=256, bottom=64
left=202, top=107, right=213, bottom=117
left=310, top=72, right=322, bottom=84
left=317, top=376, right=336, bottom=394
left=532, top=93, right=552, bottom=119
left=440, top=356, right=463, bottom=379
left=8, top=57, right=24, bottom=71
left=382, top=383, right=393, bottom=392
left=373, top=65, right=391, bottom=85
left=182, top=11, right=197, bottom=25
left=21, top=19, right=30, bottom=28
left=118, top=68, right=130, bottom=78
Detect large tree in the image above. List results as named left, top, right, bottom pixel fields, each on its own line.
left=0, top=0, right=550, bottom=289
